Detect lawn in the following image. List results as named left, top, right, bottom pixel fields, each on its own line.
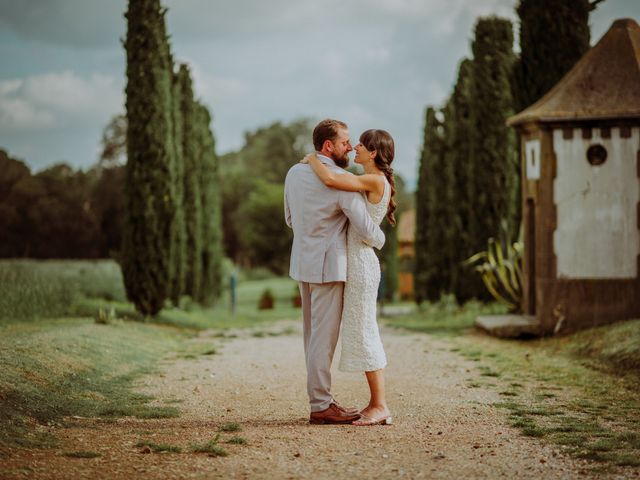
left=0, top=259, right=300, bottom=448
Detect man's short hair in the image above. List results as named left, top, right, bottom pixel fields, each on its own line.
left=312, top=119, right=348, bottom=151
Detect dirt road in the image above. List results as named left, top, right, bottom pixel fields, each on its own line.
left=2, top=320, right=607, bottom=479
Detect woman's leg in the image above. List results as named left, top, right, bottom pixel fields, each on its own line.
left=364, top=368, right=387, bottom=410
left=354, top=368, right=391, bottom=424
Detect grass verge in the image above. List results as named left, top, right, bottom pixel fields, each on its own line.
left=388, top=301, right=639, bottom=472
left=0, top=318, right=185, bottom=448
left=453, top=320, right=640, bottom=472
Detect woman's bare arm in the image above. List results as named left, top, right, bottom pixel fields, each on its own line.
left=304, top=153, right=381, bottom=193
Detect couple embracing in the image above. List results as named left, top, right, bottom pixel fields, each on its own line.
left=284, top=118, right=396, bottom=426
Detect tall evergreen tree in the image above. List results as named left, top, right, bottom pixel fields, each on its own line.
left=169, top=66, right=186, bottom=304
left=512, top=0, right=595, bottom=113
left=414, top=107, right=446, bottom=303
left=446, top=59, right=486, bottom=301
left=197, top=103, right=223, bottom=305
left=378, top=218, right=398, bottom=302
left=177, top=64, right=203, bottom=300
left=122, top=0, right=176, bottom=315
left=469, top=17, right=519, bottom=257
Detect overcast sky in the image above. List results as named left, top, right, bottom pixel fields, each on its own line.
left=0, top=0, right=637, bottom=188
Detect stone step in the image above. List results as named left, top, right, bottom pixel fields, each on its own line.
left=475, top=314, right=542, bottom=338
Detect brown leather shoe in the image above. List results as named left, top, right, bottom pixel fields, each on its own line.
left=310, top=403, right=361, bottom=425
left=333, top=402, right=360, bottom=415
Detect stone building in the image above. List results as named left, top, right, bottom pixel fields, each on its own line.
left=506, top=18, right=640, bottom=334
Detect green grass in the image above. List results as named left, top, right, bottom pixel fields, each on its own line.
left=450, top=322, right=640, bottom=471
left=136, top=440, right=182, bottom=453
left=0, top=260, right=127, bottom=324
left=384, top=296, right=508, bottom=336
left=0, top=318, right=185, bottom=447
left=0, top=260, right=301, bottom=450
left=219, top=422, right=241, bottom=432
left=189, top=434, right=228, bottom=457
left=62, top=450, right=101, bottom=458
left=0, top=259, right=301, bottom=331
left=387, top=299, right=640, bottom=472
left=226, top=436, right=247, bottom=445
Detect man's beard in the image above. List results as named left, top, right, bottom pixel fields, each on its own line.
left=332, top=152, right=349, bottom=169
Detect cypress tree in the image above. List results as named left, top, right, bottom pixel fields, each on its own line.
left=512, top=0, right=592, bottom=112
left=414, top=107, right=446, bottom=303
left=122, top=0, right=176, bottom=315
left=197, top=103, right=223, bottom=305
left=177, top=64, right=203, bottom=300
left=446, top=59, right=486, bottom=301
left=169, top=66, right=186, bottom=305
left=469, top=17, right=519, bottom=259
left=378, top=218, right=398, bottom=302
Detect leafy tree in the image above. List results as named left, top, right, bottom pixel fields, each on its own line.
left=122, top=0, right=177, bottom=315
left=99, top=114, right=127, bottom=168
left=218, top=119, right=311, bottom=270
left=91, top=165, right=125, bottom=257
left=237, top=180, right=292, bottom=275
left=229, top=120, right=312, bottom=184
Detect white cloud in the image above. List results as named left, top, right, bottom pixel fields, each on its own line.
left=0, top=71, right=122, bottom=131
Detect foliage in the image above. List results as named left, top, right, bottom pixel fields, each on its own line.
left=444, top=59, right=486, bottom=301
left=122, top=0, right=177, bottom=315
left=169, top=69, right=186, bottom=305
left=0, top=153, right=105, bottom=259
left=218, top=120, right=311, bottom=270
left=258, top=288, right=275, bottom=310
left=465, top=236, right=524, bottom=312
left=512, top=0, right=593, bottom=113
left=197, top=103, right=224, bottom=305
left=223, top=119, right=312, bottom=184
left=378, top=217, right=399, bottom=301
left=414, top=107, right=446, bottom=303
left=176, top=64, right=204, bottom=302
left=469, top=16, right=519, bottom=272
left=99, top=114, right=127, bottom=168
left=237, top=180, right=292, bottom=274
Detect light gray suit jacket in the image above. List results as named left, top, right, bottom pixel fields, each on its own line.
left=284, top=154, right=385, bottom=283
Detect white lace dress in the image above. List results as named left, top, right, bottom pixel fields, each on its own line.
left=338, top=177, right=389, bottom=372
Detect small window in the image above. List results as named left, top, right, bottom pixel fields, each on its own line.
left=586, top=144, right=607, bottom=166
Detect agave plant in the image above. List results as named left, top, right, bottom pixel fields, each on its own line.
left=465, top=238, right=524, bottom=312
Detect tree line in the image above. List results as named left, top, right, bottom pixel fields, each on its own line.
left=414, top=0, right=603, bottom=304
left=0, top=113, right=412, bottom=302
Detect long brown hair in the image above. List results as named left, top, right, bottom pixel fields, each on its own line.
left=359, top=129, right=396, bottom=225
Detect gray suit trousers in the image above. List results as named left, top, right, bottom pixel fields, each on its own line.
left=299, top=281, right=344, bottom=412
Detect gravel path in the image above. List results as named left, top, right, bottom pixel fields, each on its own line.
left=1, top=320, right=610, bottom=479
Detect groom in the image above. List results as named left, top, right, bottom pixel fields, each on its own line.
left=284, top=119, right=385, bottom=424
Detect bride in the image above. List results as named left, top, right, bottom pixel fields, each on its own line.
left=304, top=129, right=396, bottom=426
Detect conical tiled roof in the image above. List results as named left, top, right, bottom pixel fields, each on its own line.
left=508, top=18, right=640, bottom=126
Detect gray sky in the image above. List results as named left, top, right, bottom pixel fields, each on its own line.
left=0, top=0, right=637, bottom=188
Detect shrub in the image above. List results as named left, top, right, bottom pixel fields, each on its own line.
left=258, top=289, right=274, bottom=310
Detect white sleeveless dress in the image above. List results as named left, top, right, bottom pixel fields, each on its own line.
left=338, top=177, right=389, bottom=372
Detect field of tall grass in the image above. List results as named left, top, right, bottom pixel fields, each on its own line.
left=0, top=259, right=299, bottom=329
